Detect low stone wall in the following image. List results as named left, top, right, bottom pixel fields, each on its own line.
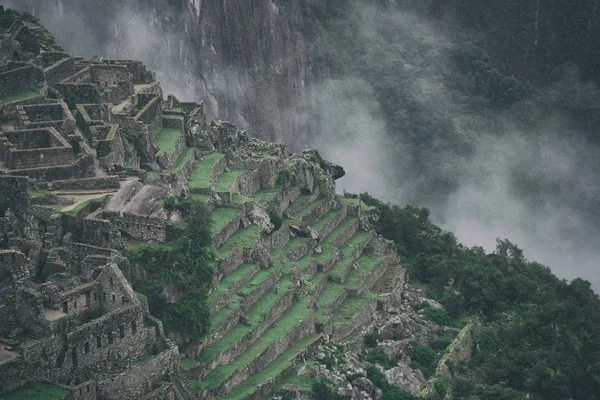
left=232, top=170, right=261, bottom=197
left=103, top=211, right=167, bottom=242
left=46, top=176, right=120, bottom=191
left=205, top=267, right=282, bottom=348
left=197, top=291, right=295, bottom=380
left=215, top=248, right=245, bottom=279
left=214, top=315, right=315, bottom=397
left=330, top=298, right=377, bottom=342
left=97, top=345, right=179, bottom=400
left=44, top=57, right=76, bottom=86
left=269, top=224, right=291, bottom=249
left=209, top=265, right=260, bottom=315
left=208, top=155, right=227, bottom=183
left=330, top=218, right=359, bottom=249
left=300, top=199, right=332, bottom=226
left=317, top=205, right=347, bottom=239
left=362, top=259, right=391, bottom=294
left=134, top=96, right=161, bottom=141
left=7, top=152, right=94, bottom=181
left=211, top=214, right=242, bottom=248
left=0, top=63, right=42, bottom=97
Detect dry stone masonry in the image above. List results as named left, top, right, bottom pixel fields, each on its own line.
left=0, top=6, right=429, bottom=400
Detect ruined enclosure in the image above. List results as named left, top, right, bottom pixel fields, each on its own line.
left=0, top=127, right=73, bottom=169
left=17, top=101, right=75, bottom=134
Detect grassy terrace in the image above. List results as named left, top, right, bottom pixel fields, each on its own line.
left=209, top=266, right=281, bottom=331
left=328, top=256, right=354, bottom=282
left=216, top=224, right=261, bottom=259
left=207, top=263, right=258, bottom=308
left=2, top=382, right=69, bottom=399
left=213, top=169, right=247, bottom=192
left=221, top=334, right=320, bottom=400
left=311, top=206, right=345, bottom=232
left=317, top=281, right=345, bottom=308
left=344, top=254, right=385, bottom=288
left=254, top=185, right=280, bottom=203
left=200, top=296, right=313, bottom=392
left=210, top=207, right=241, bottom=235
left=284, top=193, right=311, bottom=214
left=189, top=153, right=225, bottom=188
left=321, top=216, right=358, bottom=246
left=340, top=230, right=372, bottom=257
left=293, top=197, right=323, bottom=220
left=331, top=293, right=376, bottom=328
left=155, top=127, right=181, bottom=156
left=199, top=275, right=293, bottom=365
left=0, top=87, right=42, bottom=105
left=190, top=193, right=211, bottom=203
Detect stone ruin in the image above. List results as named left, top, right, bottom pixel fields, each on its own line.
left=0, top=6, right=409, bottom=400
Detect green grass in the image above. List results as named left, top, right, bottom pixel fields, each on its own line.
left=207, top=264, right=258, bottom=308
left=216, top=225, right=261, bottom=259
left=200, top=275, right=293, bottom=365
left=0, top=87, right=42, bottom=105
left=130, top=354, right=153, bottom=366
left=63, top=197, right=104, bottom=216
left=189, top=153, right=225, bottom=188
left=213, top=170, right=247, bottom=192
left=328, top=256, right=354, bottom=282
left=209, top=266, right=280, bottom=332
left=254, top=185, right=280, bottom=203
left=163, top=114, right=184, bottom=120
left=202, top=297, right=312, bottom=391
left=341, top=197, right=360, bottom=207
left=284, top=193, right=311, bottom=214
left=191, top=193, right=211, bottom=203
left=1, top=382, right=70, bottom=399
left=211, top=207, right=242, bottom=235
left=155, top=127, right=182, bottom=156
left=232, top=194, right=252, bottom=203
left=168, top=148, right=193, bottom=171
left=312, top=206, right=344, bottom=231
left=171, top=106, right=183, bottom=112
left=180, top=357, right=200, bottom=372
left=220, top=334, right=319, bottom=400
left=344, top=255, right=384, bottom=288
left=294, top=198, right=323, bottom=220
left=322, top=216, right=358, bottom=246
left=340, top=230, right=372, bottom=257
left=331, top=293, right=375, bottom=328
left=317, top=281, right=345, bottom=308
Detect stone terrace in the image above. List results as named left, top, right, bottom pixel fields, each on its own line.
left=0, top=6, right=406, bottom=400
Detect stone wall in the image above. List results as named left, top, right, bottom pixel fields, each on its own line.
left=0, top=175, right=29, bottom=217
left=47, top=176, right=120, bottom=191
left=211, top=213, right=242, bottom=248
left=134, top=96, right=162, bottom=141
left=97, top=345, right=179, bottom=400
left=103, top=211, right=167, bottom=242
left=0, top=62, right=42, bottom=97
left=44, top=56, right=76, bottom=86
left=214, top=315, right=315, bottom=397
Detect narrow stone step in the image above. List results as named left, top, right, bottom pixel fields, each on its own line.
left=220, top=334, right=321, bottom=400
left=191, top=276, right=296, bottom=380
left=200, top=297, right=315, bottom=398
left=205, top=266, right=283, bottom=348
left=188, top=152, right=226, bottom=190
left=208, top=263, right=260, bottom=315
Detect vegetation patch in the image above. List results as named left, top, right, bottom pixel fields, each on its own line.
left=189, top=153, right=225, bottom=188
left=1, top=382, right=70, bottom=400
left=155, top=127, right=181, bottom=156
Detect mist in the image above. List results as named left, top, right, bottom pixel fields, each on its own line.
left=305, top=4, right=600, bottom=290
left=5, top=1, right=599, bottom=289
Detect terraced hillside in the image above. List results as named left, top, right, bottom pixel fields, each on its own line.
left=151, top=134, right=405, bottom=399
